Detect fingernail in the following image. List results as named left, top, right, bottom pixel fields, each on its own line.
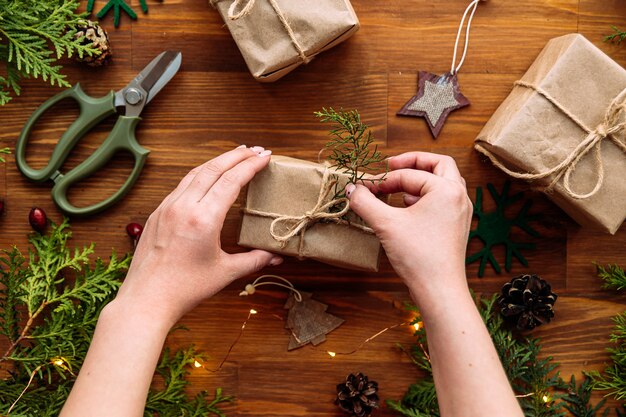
left=269, top=256, right=283, bottom=266
left=257, top=150, right=272, bottom=157
left=250, top=146, right=265, bottom=153
left=345, top=183, right=356, bottom=199
left=237, top=144, right=246, bottom=149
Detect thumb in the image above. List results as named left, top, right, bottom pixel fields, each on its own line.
left=346, top=183, right=394, bottom=230
left=227, top=250, right=283, bottom=278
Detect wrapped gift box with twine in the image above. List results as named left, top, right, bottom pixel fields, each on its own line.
left=210, top=0, right=359, bottom=82
left=475, top=34, right=626, bottom=234
left=238, top=156, right=383, bottom=271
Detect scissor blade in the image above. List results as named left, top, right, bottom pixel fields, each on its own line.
left=144, top=51, right=181, bottom=103
left=124, top=51, right=182, bottom=105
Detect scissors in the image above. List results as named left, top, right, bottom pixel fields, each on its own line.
left=16, top=51, right=182, bottom=217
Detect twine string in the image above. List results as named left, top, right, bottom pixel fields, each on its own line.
left=210, top=0, right=311, bottom=64
left=242, top=167, right=374, bottom=257
left=475, top=83, right=626, bottom=199
left=451, top=0, right=481, bottom=75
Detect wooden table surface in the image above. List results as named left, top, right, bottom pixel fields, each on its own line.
left=1, top=0, right=626, bottom=415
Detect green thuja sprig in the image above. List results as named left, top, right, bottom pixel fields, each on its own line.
left=315, top=107, right=387, bottom=199
left=145, top=346, right=233, bottom=417
left=388, top=294, right=612, bottom=417
left=591, top=312, right=626, bottom=402
left=562, top=375, right=609, bottom=417
left=596, top=263, right=626, bottom=291
left=0, top=0, right=100, bottom=105
left=605, top=26, right=626, bottom=44
left=0, top=220, right=231, bottom=416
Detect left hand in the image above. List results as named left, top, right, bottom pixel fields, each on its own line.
left=113, top=145, right=281, bottom=327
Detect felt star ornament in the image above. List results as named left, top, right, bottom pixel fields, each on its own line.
left=397, top=71, right=469, bottom=138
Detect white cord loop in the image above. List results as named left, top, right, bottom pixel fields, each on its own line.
left=451, top=0, right=483, bottom=75
left=239, top=274, right=303, bottom=302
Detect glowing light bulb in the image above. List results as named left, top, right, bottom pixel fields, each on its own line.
left=193, top=360, right=202, bottom=368
left=542, top=395, right=549, bottom=403
left=413, top=322, right=422, bottom=331
left=249, top=309, right=258, bottom=315
left=327, top=351, right=336, bottom=358
left=53, top=359, right=64, bottom=366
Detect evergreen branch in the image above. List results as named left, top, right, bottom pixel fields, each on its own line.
left=388, top=294, right=610, bottom=417
left=596, top=263, right=626, bottom=292
left=605, top=26, right=626, bottom=44
left=145, top=346, right=234, bottom=416
left=592, top=312, right=626, bottom=401
left=315, top=107, right=387, bottom=198
left=562, top=375, right=609, bottom=417
left=0, top=220, right=231, bottom=415
left=0, top=0, right=100, bottom=104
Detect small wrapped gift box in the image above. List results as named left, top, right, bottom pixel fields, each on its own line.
left=475, top=34, right=626, bottom=234
left=210, top=0, right=359, bottom=82
left=238, top=156, right=383, bottom=271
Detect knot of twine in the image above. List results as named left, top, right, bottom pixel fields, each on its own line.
left=210, top=0, right=311, bottom=64
left=475, top=81, right=626, bottom=200
left=243, top=168, right=374, bottom=257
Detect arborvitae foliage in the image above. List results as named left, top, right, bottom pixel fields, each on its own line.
left=388, top=295, right=609, bottom=417
left=562, top=376, right=609, bottom=417
left=315, top=108, right=386, bottom=198
left=596, top=263, right=626, bottom=291
left=591, top=312, right=626, bottom=402
left=0, top=0, right=100, bottom=105
left=605, top=26, right=626, bottom=44
left=0, top=220, right=231, bottom=416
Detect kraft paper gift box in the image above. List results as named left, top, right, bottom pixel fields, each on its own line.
left=210, top=0, right=359, bottom=82
left=238, top=156, right=383, bottom=271
left=474, top=34, right=626, bottom=234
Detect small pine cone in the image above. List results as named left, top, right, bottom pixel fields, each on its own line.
left=75, top=20, right=112, bottom=67
left=498, top=274, right=557, bottom=330
left=336, top=373, right=379, bottom=417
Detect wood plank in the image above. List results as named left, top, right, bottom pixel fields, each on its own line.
left=0, top=0, right=625, bottom=415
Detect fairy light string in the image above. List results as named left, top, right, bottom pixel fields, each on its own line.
left=193, top=275, right=415, bottom=371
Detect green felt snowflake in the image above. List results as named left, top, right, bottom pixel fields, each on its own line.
left=87, top=0, right=149, bottom=27
left=466, top=181, right=540, bottom=277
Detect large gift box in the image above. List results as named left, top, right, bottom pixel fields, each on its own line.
left=238, top=156, right=383, bottom=271
left=210, top=0, right=359, bottom=82
left=475, top=34, right=626, bottom=234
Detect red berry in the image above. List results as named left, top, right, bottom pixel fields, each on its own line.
left=126, top=222, right=143, bottom=240
left=29, top=207, right=47, bottom=233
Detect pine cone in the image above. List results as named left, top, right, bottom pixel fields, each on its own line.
left=75, top=20, right=112, bottom=67
left=336, top=373, right=379, bottom=417
left=498, top=274, right=557, bottom=330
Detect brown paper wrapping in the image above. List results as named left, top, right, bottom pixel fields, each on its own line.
left=212, top=0, right=359, bottom=82
left=475, top=34, right=626, bottom=234
left=238, top=156, right=383, bottom=271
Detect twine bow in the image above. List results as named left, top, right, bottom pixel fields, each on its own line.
left=243, top=168, right=373, bottom=257
left=475, top=81, right=626, bottom=200
left=210, top=0, right=311, bottom=64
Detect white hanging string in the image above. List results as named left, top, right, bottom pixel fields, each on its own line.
left=450, top=0, right=482, bottom=75
left=239, top=274, right=303, bottom=302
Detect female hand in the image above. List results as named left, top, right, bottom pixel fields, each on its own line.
left=114, top=145, right=282, bottom=327
left=346, top=151, right=473, bottom=300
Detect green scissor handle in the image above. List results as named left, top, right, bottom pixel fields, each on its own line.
left=16, top=83, right=150, bottom=217
left=16, top=83, right=117, bottom=182
left=51, top=116, right=149, bottom=216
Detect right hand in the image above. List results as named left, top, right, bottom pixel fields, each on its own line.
left=345, top=152, right=473, bottom=299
